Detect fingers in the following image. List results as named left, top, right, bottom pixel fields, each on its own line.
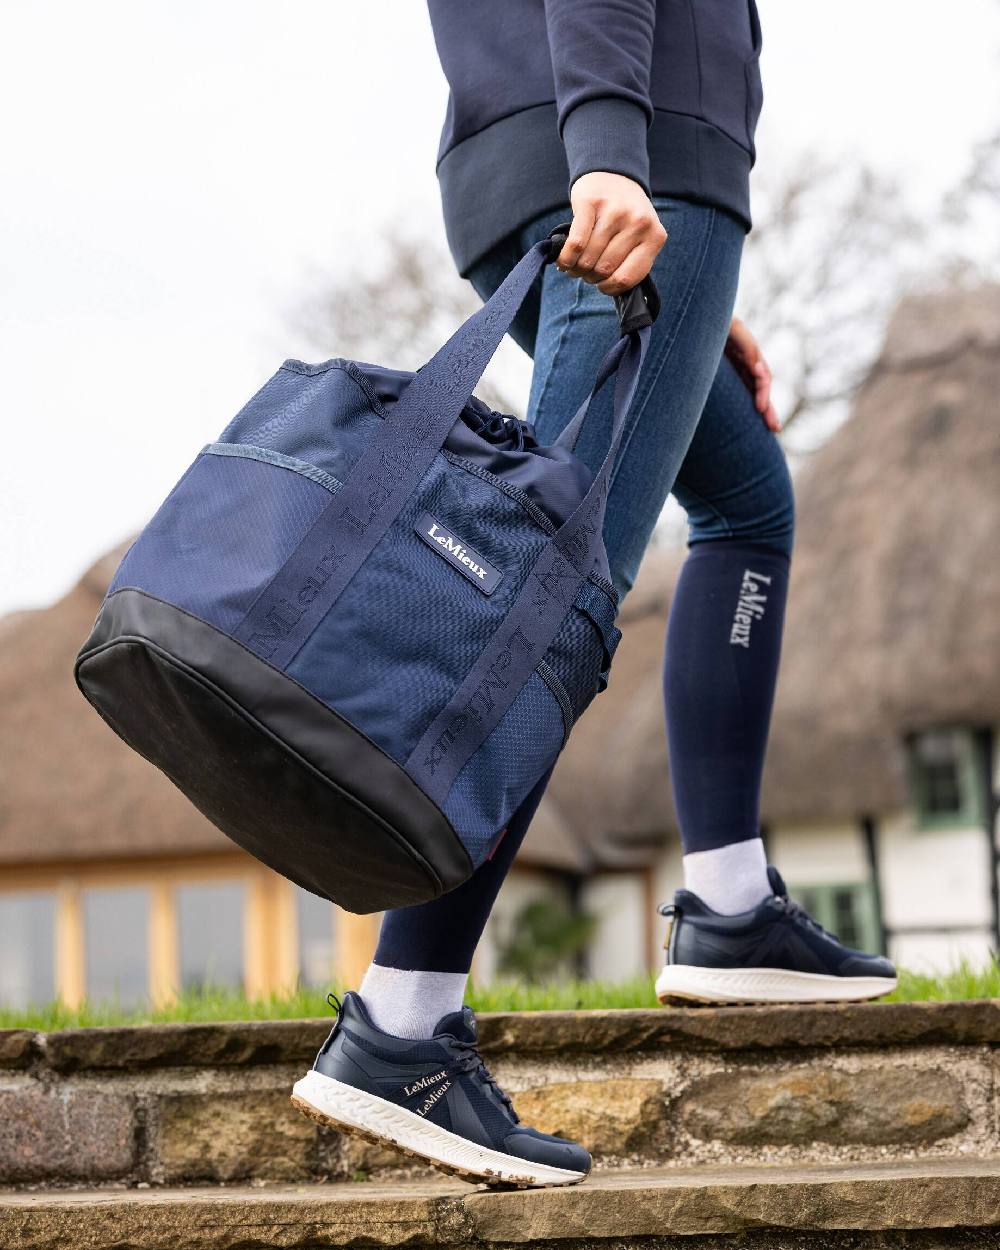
left=753, top=358, right=770, bottom=412
left=579, top=215, right=634, bottom=281
left=573, top=212, right=621, bottom=280
left=752, top=358, right=781, bottom=429
left=569, top=212, right=666, bottom=294
left=596, top=238, right=663, bottom=295
left=728, top=317, right=781, bottom=431
left=556, top=200, right=597, bottom=273
left=560, top=172, right=668, bottom=294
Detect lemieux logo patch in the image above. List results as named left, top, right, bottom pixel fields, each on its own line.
left=415, top=512, right=502, bottom=595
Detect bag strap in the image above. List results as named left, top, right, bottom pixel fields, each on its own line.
left=231, top=239, right=558, bottom=667
left=405, top=322, right=650, bottom=805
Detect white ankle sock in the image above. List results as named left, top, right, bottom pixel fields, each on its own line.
left=682, top=837, right=772, bottom=915
left=358, top=963, right=468, bottom=1039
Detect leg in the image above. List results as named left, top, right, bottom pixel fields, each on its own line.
left=292, top=204, right=775, bottom=1186
left=655, top=359, right=896, bottom=1003
left=664, top=353, right=795, bottom=914
left=358, top=763, right=554, bottom=1034
left=529, top=202, right=744, bottom=601
left=362, top=199, right=745, bottom=1037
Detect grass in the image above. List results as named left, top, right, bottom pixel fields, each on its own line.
left=0, top=963, right=997, bottom=1031
left=891, top=960, right=1000, bottom=1002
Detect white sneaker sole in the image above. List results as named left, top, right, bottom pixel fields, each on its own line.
left=291, top=1068, right=588, bottom=1189
left=656, top=963, right=897, bottom=1005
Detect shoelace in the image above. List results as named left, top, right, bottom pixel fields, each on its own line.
left=775, top=894, right=836, bottom=941
left=448, top=1039, right=518, bottom=1119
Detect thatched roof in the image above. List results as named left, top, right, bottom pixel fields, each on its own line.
left=550, top=284, right=1000, bottom=837
left=0, top=544, right=238, bottom=866
left=764, top=283, right=1000, bottom=819
left=520, top=797, right=591, bottom=873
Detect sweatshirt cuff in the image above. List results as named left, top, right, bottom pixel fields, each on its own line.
left=561, top=96, right=652, bottom=196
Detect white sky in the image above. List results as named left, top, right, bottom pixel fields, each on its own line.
left=2, top=0, right=998, bottom=616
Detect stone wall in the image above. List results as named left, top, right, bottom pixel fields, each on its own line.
left=0, top=1001, right=997, bottom=1188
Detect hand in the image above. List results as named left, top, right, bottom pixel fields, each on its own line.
left=725, top=317, right=780, bottom=432
left=556, top=172, right=667, bottom=296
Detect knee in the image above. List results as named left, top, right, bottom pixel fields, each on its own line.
left=685, top=454, right=796, bottom=557
left=748, top=458, right=795, bottom=555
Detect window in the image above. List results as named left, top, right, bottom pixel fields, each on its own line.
left=908, top=729, right=984, bottom=828
left=0, top=891, right=56, bottom=1009
left=296, top=887, right=336, bottom=987
left=792, top=882, right=879, bottom=953
left=177, top=882, right=245, bottom=991
left=83, top=887, right=149, bottom=1007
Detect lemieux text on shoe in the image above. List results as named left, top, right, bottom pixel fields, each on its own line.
left=402, top=1069, right=452, bottom=1117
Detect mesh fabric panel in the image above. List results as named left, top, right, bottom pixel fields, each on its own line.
left=442, top=671, right=565, bottom=867
left=541, top=607, right=606, bottom=722
left=459, top=1077, right=516, bottom=1142
left=218, top=363, right=380, bottom=486
left=288, top=454, right=549, bottom=764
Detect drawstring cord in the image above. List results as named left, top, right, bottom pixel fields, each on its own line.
left=465, top=408, right=527, bottom=452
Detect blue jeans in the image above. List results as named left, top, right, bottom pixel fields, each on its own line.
left=372, top=198, right=794, bottom=975
left=469, top=198, right=794, bottom=595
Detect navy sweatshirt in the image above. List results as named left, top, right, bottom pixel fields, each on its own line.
left=426, top=0, right=763, bottom=275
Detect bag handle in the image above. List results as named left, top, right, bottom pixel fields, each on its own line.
left=544, top=221, right=657, bottom=457
left=547, top=221, right=660, bottom=339
left=361, top=222, right=657, bottom=477
left=232, top=228, right=653, bottom=675
left=231, top=239, right=554, bottom=666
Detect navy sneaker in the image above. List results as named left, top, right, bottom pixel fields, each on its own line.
left=656, top=867, right=897, bottom=1005
left=291, top=992, right=590, bottom=1188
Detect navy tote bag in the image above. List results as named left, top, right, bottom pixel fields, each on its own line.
left=76, top=227, right=657, bottom=913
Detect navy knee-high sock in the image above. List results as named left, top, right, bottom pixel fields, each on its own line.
left=373, top=762, right=556, bottom=974
left=663, top=540, right=789, bottom=893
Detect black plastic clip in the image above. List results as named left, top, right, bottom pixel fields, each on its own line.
left=548, top=221, right=660, bottom=337
left=613, top=277, right=660, bottom=336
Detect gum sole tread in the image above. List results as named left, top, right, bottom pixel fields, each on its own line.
left=290, top=1094, right=587, bottom=1191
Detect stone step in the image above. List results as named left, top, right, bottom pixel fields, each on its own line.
left=2, top=1158, right=999, bottom=1250
left=2, top=1002, right=998, bottom=1188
